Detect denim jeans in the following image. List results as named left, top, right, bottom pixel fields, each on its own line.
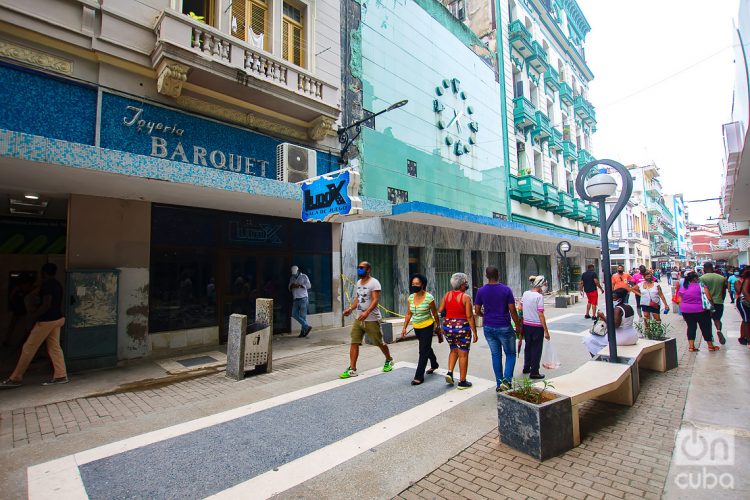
left=291, top=297, right=309, bottom=330
left=483, top=325, right=516, bottom=387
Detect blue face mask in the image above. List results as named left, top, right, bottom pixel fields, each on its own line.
left=357, top=267, right=367, bottom=277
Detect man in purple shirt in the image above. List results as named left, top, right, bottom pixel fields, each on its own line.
left=474, top=266, right=521, bottom=392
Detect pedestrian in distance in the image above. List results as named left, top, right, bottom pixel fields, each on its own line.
left=474, top=266, right=521, bottom=393
left=700, top=262, right=727, bottom=345
left=632, top=265, right=647, bottom=317
left=635, top=269, right=669, bottom=322
left=728, top=270, right=739, bottom=304
left=580, top=264, right=604, bottom=320
left=520, top=276, right=550, bottom=380
left=1, top=263, right=68, bottom=388
left=340, top=262, right=394, bottom=378
left=438, top=273, right=477, bottom=390
left=583, top=288, right=639, bottom=357
left=736, top=268, right=750, bottom=346
left=401, top=273, right=442, bottom=385
left=612, top=265, right=638, bottom=305
left=289, top=265, right=313, bottom=338
left=676, top=271, right=719, bottom=352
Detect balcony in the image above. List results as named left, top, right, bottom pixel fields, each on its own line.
left=577, top=149, right=595, bottom=169
left=533, top=111, right=552, bottom=139
left=513, top=97, right=536, bottom=129
left=509, top=174, right=523, bottom=200
left=559, top=82, right=574, bottom=106
left=509, top=20, right=533, bottom=57
left=526, top=41, right=549, bottom=73
left=152, top=10, right=339, bottom=133
left=562, top=140, right=578, bottom=160
left=556, top=192, right=575, bottom=215
left=571, top=198, right=587, bottom=221
left=544, top=67, right=560, bottom=92
left=646, top=178, right=663, bottom=197
left=549, top=128, right=563, bottom=153
left=542, top=183, right=560, bottom=210
left=583, top=203, right=598, bottom=224
left=515, top=174, right=546, bottom=206
left=574, top=96, right=596, bottom=125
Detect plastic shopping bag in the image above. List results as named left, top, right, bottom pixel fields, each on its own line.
left=541, top=339, right=561, bottom=370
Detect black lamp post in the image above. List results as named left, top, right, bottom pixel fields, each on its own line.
left=557, top=240, right=571, bottom=295
left=337, top=100, right=408, bottom=164
left=575, top=159, right=633, bottom=363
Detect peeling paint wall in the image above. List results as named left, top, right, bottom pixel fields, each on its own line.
left=118, top=268, right=149, bottom=359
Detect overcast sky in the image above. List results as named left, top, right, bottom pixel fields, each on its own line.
left=578, top=0, right=738, bottom=224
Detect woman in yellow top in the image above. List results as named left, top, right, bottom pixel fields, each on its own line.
left=402, top=273, right=442, bottom=385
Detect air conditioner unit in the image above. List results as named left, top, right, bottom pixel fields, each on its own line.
left=276, top=143, right=317, bottom=183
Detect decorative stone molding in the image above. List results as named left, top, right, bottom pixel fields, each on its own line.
left=156, top=61, right=189, bottom=98
left=307, top=115, right=336, bottom=141
left=0, top=40, right=72, bottom=75
left=175, top=95, right=308, bottom=141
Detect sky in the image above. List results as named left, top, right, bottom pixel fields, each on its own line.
left=577, top=0, right=739, bottom=224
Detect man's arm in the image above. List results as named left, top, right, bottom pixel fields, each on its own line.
left=509, top=303, right=520, bottom=332
left=304, top=275, right=312, bottom=290
left=595, top=277, right=604, bottom=293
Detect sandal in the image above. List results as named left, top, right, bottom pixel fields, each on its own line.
left=688, top=347, right=700, bottom=352
left=426, top=365, right=439, bottom=374
left=0, top=378, right=22, bottom=388
left=708, top=346, right=721, bottom=351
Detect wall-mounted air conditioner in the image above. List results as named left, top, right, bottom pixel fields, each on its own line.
left=276, top=143, right=317, bottom=183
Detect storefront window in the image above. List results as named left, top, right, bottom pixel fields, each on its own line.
left=357, top=244, right=396, bottom=316
left=292, top=254, right=332, bottom=313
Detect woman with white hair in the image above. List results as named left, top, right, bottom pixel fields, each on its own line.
left=438, top=272, right=477, bottom=389
left=521, top=276, right=550, bottom=379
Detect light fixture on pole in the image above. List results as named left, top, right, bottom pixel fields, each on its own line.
left=337, top=100, right=409, bottom=164
left=575, top=159, right=633, bottom=363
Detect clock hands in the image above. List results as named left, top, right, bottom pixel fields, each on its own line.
left=445, top=109, right=464, bottom=133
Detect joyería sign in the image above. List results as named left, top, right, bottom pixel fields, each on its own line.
left=300, top=169, right=362, bottom=222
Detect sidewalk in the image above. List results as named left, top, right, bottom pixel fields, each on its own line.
left=399, top=294, right=750, bottom=500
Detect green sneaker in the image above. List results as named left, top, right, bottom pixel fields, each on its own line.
left=339, top=367, right=358, bottom=379
left=383, top=359, right=394, bottom=372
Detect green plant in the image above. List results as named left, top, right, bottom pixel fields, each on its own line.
left=634, top=318, right=671, bottom=340
left=188, top=11, right=206, bottom=23
left=508, top=377, right=555, bottom=404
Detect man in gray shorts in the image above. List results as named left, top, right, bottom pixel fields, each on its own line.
left=340, top=261, right=394, bottom=378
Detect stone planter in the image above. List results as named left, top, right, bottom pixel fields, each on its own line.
left=497, top=390, right=573, bottom=461
left=663, top=337, right=678, bottom=370
left=555, top=296, right=568, bottom=308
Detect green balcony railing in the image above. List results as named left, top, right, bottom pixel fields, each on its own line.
left=562, top=140, right=577, bottom=160
left=577, top=148, right=595, bottom=169
left=516, top=174, right=546, bottom=206
left=513, top=96, right=536, bottom=129
left=544, top=67, right=560, bottom=92
left=526, top=41, right=549, bottom=73
left=574, top=96, right=597, bottom=125
left=533, top=111, right=551, bottom=139
left=557, top=192, right=575, bottom=215
left=583, top=203, right=598, bottom=224
left=509, top=174, right=523, bottom=201
left=508, top=20, right=533, bottom=57
left=559, top=82, right=574, bottom=106
left=542, top=183, right=560, bottom=210
left=549, top=128, right=563, bottom=153
left=571, top=198, right=586, bottom=220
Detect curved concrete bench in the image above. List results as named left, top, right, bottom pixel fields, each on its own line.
left=536, top=360, right=634, bottom=446
left=597, top=338, right=677, bottom=373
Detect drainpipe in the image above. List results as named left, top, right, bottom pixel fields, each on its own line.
left=494, top=0, right=512, bottom=219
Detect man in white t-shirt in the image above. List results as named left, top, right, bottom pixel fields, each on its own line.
left=521, top=276, right=550, bottom=380
left=289, top=265, right=312, bottom=337
left=340, top=261, right=394, bottom=378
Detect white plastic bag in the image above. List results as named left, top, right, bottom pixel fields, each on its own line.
left=541, top=339, right=561, bottom=370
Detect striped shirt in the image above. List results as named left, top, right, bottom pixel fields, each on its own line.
left=408, top=292, right=435, bottom=329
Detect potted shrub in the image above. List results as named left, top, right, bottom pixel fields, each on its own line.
left=634, top=319, right=678, bottom=370
left=497, top=378, right=573, bottom=460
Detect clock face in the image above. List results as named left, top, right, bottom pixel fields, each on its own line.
left=433, top=78, right=479, bottom=156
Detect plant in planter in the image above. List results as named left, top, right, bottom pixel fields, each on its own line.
left=634, top=318, right=671, bottom=340
left=497, top=377, right=573, bottom=460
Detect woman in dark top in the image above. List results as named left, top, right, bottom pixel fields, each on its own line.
left=1, top=263, right=68, bottom=388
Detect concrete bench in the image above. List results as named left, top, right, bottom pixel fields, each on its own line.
left=597, top=338, right=677, bottom=373
left=537, top=360, right=634, bottom=446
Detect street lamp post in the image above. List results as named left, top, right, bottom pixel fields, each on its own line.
left=557, top=240, right=571, bottom=295
left=337, top=100, right=408, bottom=164
left=575, top=159, right=633, bottom=363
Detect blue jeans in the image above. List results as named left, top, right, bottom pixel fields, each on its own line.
left=291, top=297, right=309, bottom=329
left=483, top=325, right=516, bottom=387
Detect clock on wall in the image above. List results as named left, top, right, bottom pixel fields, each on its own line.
left=433, top=78, right=479, bottom=156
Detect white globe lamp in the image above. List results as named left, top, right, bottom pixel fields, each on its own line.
left=585, top=167, right=618, bottom=199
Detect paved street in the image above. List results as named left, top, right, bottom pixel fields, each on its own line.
left=2, top=288, right=749, bottom=499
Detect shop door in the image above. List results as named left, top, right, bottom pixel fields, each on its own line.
left=219, top=253, right=290, bottom=342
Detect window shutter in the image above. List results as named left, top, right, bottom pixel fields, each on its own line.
left=292, top=24, right=302, bottom=66
left=282, top=20, right=290, bottom=60
left=232, top=0, right=247, bottom=40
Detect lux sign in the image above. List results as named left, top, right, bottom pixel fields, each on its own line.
left=300, top=169, right=362, bottom=222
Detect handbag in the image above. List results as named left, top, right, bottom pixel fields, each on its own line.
left=700, top=286, right=713, bottom=312
left=590, top=319, right=607, bottom=337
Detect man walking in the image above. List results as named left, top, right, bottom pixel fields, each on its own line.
left=474, top=266, right=520, bottom=392
left=1, top=263, right=68, bottom=388
left=340, top=261, right=394, bottom=378
left=700, top=262, right=727, bottom=345
left=289, top=265, right=312, bottom=337
left=580, top=264, right=604, bottom=319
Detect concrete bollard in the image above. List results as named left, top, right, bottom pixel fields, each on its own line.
left=226, top=313, right=247, bottom=381
left=225, top=298, right=274, bottom=381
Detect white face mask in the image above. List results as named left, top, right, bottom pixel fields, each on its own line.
left=291, top=266, right=299, bottom=276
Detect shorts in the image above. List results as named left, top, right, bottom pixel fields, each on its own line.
left=350, top=319, right=384, bottom=345
left=711, top=304, right=724, bottom=321
left=586, top=291, right=598, bottom=306
left=738, top=300, right=750, bottom=323
left=443, top=318, right=472, bottom=352
left=640, top=305, right=660, bottom=314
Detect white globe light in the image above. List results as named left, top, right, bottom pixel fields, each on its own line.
left=586, top=172, right=617, bottom=199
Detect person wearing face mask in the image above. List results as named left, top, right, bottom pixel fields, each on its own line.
left=289, top=265, right=312, bottom=337
left=438, top=273, right=477, bottom=389
left=634, top=270, right=669, bottom=322
left=611, top=265, right=637, bottom=304
left=521, top=276, right=550, bottom=379
left=582, top=288, right=639, bottom=356
left=401, top=274, right=442, bottom=385
left=340, top=262, right=394, bottom=378
left=728, top=270, right=739, bottom=304
left=700, top=262, right=727, bottom=345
